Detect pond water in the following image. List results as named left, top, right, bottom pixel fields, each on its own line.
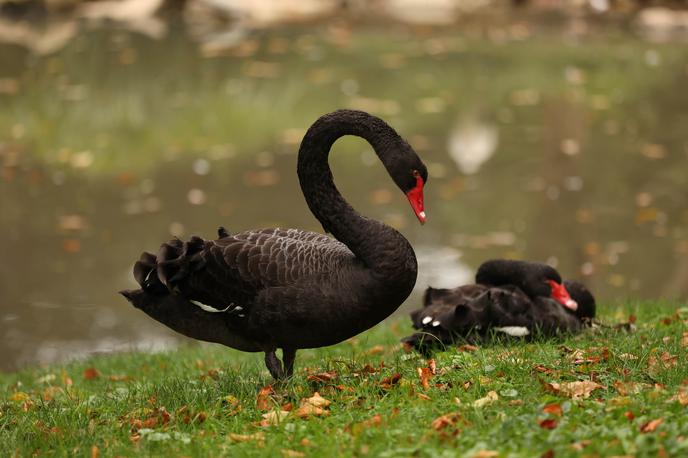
left=1, top=13, right=687, bottom=371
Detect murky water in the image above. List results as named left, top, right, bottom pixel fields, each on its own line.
left=1, top=14, right=687, bottom=371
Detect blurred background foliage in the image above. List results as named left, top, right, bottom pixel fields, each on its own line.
left=0, top=0, right=687, bottom=371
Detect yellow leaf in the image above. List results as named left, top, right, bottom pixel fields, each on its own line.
left=473, top=391, right=498, bottom=407
left=9, top=392, right=29, bottom=402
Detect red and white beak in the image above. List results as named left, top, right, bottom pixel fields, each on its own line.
left=406, top=175, right=426, bottom=224
left=546, top=280, right=578, bottom=311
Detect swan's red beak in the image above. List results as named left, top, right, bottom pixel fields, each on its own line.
left=406, top=175, right=426, bottom=225
left=546, top=280, right=578, bottom=311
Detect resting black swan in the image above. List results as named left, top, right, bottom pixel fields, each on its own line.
left=402, top=259, right=596, bottom=355
left=120, top=109, right=428, bottom=379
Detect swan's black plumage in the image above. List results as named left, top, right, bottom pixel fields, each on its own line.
left=121, top=109, right=427, bottom=379
left=402, top=260, right=596, bottom=355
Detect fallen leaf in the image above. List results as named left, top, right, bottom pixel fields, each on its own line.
left=570, top=440, right=591, bottom=451
left=302, top=392, right=331, bottom=408
left=472, top=450, right=499, bottom=458
left=261, top=410, right=290, bottom=426
left=417, top=367, right=434, bottom=390
left=640, top=418, right=663, bottom=433
left=428, top=359, right=437, bottom=375
left=416, top=393, right=432, bottom=401
left=431, top=413, right=462, bottom=431
left=473, top=391, right=498, bottom=408
left=624, top=411, right=635, bottom=420
left=541, top=380, right=602, bottom=399
left=539, top=418, right=558, bottom=429
left=458, top=344, right=479, bottom=352
left=379, top=373, right=402, bottom=390
left=83, top=368, right=100, bottom=380
left=221, top=395, right=242, bottom=416
left=613, top=381, right=643, bottom=396
left=9, top=392, right=29, bottom=402
left=367, top=345, right=385, bottom=355
left=542, top=403, right=563, bottom=417
left=295, top=403, right=329, bottom=419
left=677, top=389, right=688, bottom=406
left=307, top=371, right=337, bottom=383
left=281, top=450, right=305, bottom=458
left=90, top=445, right=99, bottom=458
left=541, top=450, right=555, bottom=458
left=256, top=385, right=275, bottom=411
left=229, top=432, right=265, bottom=443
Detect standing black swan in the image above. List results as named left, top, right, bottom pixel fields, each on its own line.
left=402, top=259, right=596, bottom=355
left=120, top=110, right=428, bottom=379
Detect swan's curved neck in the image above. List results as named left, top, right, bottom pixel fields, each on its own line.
left=297, top=110, right=415, bottom=277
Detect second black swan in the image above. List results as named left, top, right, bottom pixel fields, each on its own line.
left=120, top=109, right=428, bottom=380
left=402, top=259, right=596, bottom=354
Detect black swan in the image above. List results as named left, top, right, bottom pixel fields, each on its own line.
left=120, top=109, right=428, bottom=379
left=402, top=259, right=596, bottom=355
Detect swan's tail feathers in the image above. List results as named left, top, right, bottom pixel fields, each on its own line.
left=132, top=251, right=168, bottom=294
left=156, top=236, right=207, bottom=289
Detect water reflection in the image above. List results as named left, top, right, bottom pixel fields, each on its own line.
left=1, top=12, right=687, bottom=371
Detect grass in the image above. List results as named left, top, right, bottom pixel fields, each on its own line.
left=1, top=303, right=687, bottom=457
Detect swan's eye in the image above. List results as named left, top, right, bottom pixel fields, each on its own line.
left=412, top=169, right=420, bottom=178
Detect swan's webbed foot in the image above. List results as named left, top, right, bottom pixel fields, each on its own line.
left=264, top=348, right=298, bottom=380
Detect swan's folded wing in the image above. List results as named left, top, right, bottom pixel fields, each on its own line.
left=163, top=228, right=355, bottom=312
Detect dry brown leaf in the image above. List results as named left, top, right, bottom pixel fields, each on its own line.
left=613, top=381, right=642, bottom=396
left=416, top=393, right=432, bottom=401
left=379, top=373, right=402, bottom=390
left=542, top=403, right=563, bottom=417
left=367, top=345, right=385, bottom=355
left=83, top=368, right=99, bottom=380
left=431, top=412, right=462, bottom=431
left=677, top=390, right=688, bottom=406
left=681, top=331, right=688, bottom=347
left=473, top=391, right=498, bottom=408
left=302, top=392, right=331, bottom=408
left=542, top=380, right=602, bottom=399
left=417, top=367, right=433, bottom=390
left=281, top=450, right=305, bottom=458
left=570, top=440, right=591, bottom=451
left=295, top=403, right=329, bottom=419
left=471, top=450, right=499, bottom=458
left=256, top=385, right=275, bottom=411
left=260, top=410, right=290, bottom=426
left=90, top=445, right=99, bottom=458
left=539, top=418, right=558, bottom=429
left=428, top=359, right=437, bottom=375
left=307, top=371, right=337, bottom=383
left=458, top=344, right=479, bottom=352
left=640, top=418, right=663, bottom=433
left=229, top=432, right=265, bottom=443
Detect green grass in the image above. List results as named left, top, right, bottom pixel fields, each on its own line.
left=2, top=303, right=687, bottom=457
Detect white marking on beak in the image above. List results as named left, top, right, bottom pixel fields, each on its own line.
left=419, top=211, right=426, bottom=219
left=493, top=326, right=530, bottom=337
left=432, top=320, right=440, bottom=327
left=422, top=316, right=432, bottom=325
left=189, top=300, right=232, bottom=313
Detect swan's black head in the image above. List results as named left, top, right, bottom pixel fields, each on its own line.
left=563, top=280, right=596, bottom=320
left=385, top=145, right=428, bottom=224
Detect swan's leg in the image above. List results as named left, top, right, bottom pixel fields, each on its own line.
left=282, top=348, right=297, bottom=378
left=264, top=351, right=284, bottom=379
